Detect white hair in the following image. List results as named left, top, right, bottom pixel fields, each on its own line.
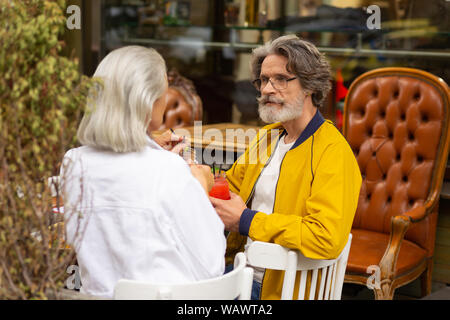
left=77, top=46, right=167, bottom=153
left=257, top=93, right=305, bottom=123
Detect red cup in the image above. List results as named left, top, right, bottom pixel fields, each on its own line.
left=209, top=176, right=231, bottom=200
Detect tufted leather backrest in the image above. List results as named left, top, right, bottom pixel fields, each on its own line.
left=159, top=69, right=203, bottom=130
left=343, top=68, right=450, bottom=253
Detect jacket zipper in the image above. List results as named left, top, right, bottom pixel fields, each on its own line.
left=245, top=133, right=286, bottom=298
left=244, top=133, right=283, bottom=206
left=271, top=149, right=289, bottom=213
left=227, top=131, right=284, bottom=298
left=225, top=135, right=282, bottom=243
left=260, top=136, right=290, bottom=298
left=260, top=135, right=315, bottom=298
left=224, top=133, right=282, bottom=243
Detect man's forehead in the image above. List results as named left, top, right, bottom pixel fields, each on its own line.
left=261, top=54, right=292, bottom=75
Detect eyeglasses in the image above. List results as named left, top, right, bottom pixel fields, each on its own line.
left=252, top=76, right=297, bottom=91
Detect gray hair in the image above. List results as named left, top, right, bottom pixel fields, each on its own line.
left=77, top=46, right=167, bottom=153
left=251, top=34, right=331, bottom=108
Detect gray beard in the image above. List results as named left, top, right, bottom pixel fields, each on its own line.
left=257, top=94, right=305, bottom=123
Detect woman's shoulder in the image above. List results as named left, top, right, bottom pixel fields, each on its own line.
left=62, top=146, right=90, bottom=165
left=141, top=148, right=205, bottom=198
left=144, top=145, right=189, bottom=166
left=63, top=145, right=95, bottom=157
left=142, top=146, right=193, bottom=178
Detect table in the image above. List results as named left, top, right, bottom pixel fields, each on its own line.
left=159, top=123, right=260, bottom=153
left=155, top=123, right=261, bottom=167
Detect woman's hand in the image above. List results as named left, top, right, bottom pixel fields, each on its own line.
left=153, top=130, right=187, bottom=154
left=189, top=164, right=214, bottom=194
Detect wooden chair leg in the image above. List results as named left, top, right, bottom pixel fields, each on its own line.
left=420, top=259, right=434, bottom=297
left=373, top=281, right=394, bottom=300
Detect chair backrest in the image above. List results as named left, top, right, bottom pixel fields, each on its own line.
left=159, top=68, right=203, bottom=130
left=247, top=234, right=352, bottom=300
left=113, top=252, right=254, bottom=300
left=342, top=67, right=450, bottom=253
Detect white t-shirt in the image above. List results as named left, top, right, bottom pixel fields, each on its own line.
left=245, top=135, right=294, bottom=283
left=60, top=137, right=226, bottom=298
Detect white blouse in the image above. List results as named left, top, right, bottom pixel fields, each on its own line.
left=60, top=137, right=226, bottom=298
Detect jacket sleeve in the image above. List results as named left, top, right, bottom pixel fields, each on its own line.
left=244, top=141, right=362, bottom=260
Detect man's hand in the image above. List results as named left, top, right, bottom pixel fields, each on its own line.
left=210, top=192, right=247, bottom=232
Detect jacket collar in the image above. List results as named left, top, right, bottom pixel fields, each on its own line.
left=283, top=109, right=325, bottom=150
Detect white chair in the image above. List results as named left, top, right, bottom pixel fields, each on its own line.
left=247, top=234, right=352, bottom=300
left=113, top=252, right=254, bottom=300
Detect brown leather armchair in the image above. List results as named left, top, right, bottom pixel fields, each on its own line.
left=342, top=67, right=450, bottom=299
left=159, top=69, right=203, bottom=130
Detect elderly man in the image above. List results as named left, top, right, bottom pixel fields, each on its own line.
left=210, top=35, right=362, bottom=300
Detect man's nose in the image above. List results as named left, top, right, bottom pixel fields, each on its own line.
left=261, top=80, right=276, bottom=96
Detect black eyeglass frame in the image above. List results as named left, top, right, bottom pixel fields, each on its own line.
left=252, top=76, right=297, bottom=91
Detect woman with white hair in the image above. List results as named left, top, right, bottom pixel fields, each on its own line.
left=60, top=46, right=226, bottom=298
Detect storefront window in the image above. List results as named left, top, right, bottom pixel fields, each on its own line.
left=100, top=0, right=449, bottom=123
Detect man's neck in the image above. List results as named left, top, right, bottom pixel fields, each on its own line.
left=282, top=105, right=317, bottom=144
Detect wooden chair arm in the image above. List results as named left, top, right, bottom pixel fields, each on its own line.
left=378, top=215, right=411, bottom=284
left=402, top=189, right=440, bottom=223
left=401, top=205, right=426, bottom=223
left=376, top=202, right=432, bottom=297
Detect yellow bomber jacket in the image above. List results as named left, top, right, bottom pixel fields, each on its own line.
left=225, top=110, right=362, bottom=300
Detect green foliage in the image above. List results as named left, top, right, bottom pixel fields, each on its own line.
left=0, top=0, right=95, bottom=299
